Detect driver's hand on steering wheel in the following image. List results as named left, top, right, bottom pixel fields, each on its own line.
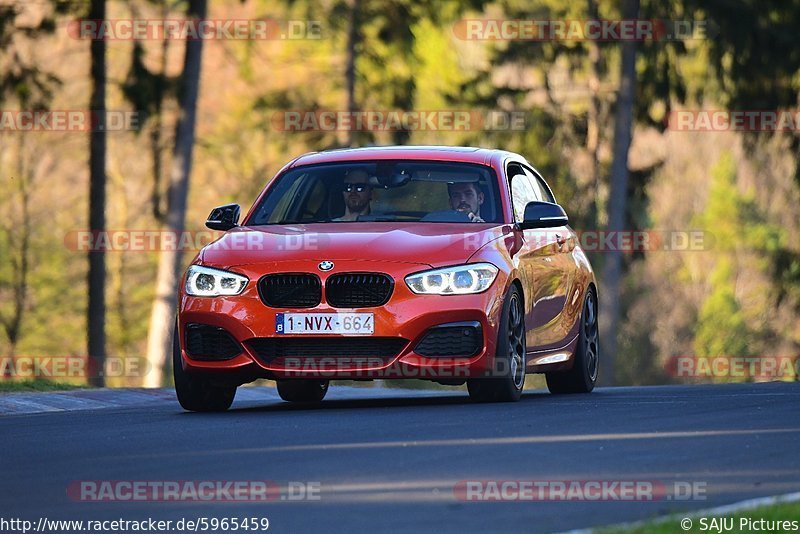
left=467, top=212, right=485, bottom=223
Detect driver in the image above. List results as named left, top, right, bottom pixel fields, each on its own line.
left=448, top=182, right=485, bottom=222
left=334, top=169, right=373, bottom=221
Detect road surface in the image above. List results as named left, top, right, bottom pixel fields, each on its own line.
left=1, top=382, right=799, bottom=533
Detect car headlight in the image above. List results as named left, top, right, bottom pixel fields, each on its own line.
left=405, top=263, right=498, bottom=295
left=185, top=265, right=248, bottom=297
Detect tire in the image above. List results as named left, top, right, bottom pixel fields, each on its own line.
left=276, top=379, right=329, bottom=403
left=173, top=324, right=237, bottom=412
left=546, top=287, right=599, bottom=394
left=467, top=286, right=526, bottom=402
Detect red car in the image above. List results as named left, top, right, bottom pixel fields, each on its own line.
left=174, top=146, right=598, bottom=411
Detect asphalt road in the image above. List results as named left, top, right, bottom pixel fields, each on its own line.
left=2, top=382, right=799, bottom=533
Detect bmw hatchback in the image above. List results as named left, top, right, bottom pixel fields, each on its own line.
left=175, top=146, right=599, bottom=411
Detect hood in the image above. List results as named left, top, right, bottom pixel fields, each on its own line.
left=199, top=222, right=508, bottom=268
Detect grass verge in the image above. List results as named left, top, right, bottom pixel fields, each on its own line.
left=0, top=379, right=88, bottom=393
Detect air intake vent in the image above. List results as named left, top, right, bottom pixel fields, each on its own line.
left=415, top=322, right=482, bottom=357
left=184, top=323, right=243, bottom=360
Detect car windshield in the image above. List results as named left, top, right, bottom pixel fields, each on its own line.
left=246, top=160, right=502, bottom=225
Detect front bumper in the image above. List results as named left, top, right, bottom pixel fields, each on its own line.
left=178, top=260, right=508, bottom=382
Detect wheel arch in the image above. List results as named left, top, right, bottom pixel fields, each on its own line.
left=587, top=281, right=598, bottom=306
left=509, top=277, right=524, bottom=302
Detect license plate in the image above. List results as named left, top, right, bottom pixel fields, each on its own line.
left=276, top=313, right=374, bottom=335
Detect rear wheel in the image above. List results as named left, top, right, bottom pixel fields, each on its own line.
left=276, top=379, right=329, bottom=403
left=545, top=287, right=599, bottom=394
left=173, top=324, right=237, bottom=412
left=467, top=286, right=526, bottom=402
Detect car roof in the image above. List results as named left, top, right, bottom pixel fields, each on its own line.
left=289, top=145, right=526, bottom=168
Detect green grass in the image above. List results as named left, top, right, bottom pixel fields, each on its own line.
left=600, top=500, right=800, bottom=533
left=0, top=379, right=89, bottom=393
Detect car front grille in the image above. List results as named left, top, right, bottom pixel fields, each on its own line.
left=184, top=323, right=243, bottom=360
left=246, top=337, right=408, bottom=368
left=258, top=273, right=321, bottom=308
left=258, top=272, right=394, bottom=309
left=325, top=273, right=394, bottom=308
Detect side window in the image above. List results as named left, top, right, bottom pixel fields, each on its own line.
left=267, top=173, right=324, bottom=223
left=267, top=175, right=305, bottom=223
left=507, top=163, right=538, bottom=222
left=524, top=167, right=556, bottom=204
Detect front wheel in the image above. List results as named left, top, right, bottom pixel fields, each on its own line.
left=276, top=379, right=329, bottom=403
left=173, top=324, right=237, bottom=412
left=545, top=287, right=599, bottom=394
left=467, top=286, right=526, bottom=402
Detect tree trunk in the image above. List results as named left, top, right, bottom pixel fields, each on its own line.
left=344, top=0, right=359, bottom=147
left=108, top=162, right=131, bottom=353
left=1, top=135, right=31, bottom=372
left=87, top=0, right=107, bottom=388
left=586, top=0, right=602, bottom=227
left=151, top=1, right=171, bottom=224
left=598, top=0, right=639, bottom=386
left=144, top=0, right=207, bottom=388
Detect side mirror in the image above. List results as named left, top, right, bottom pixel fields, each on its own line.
left=519, top=201, right=568, bottom=230
left=205, top=203, right=240, bottom=231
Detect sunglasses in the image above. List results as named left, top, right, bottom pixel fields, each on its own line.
left=343, top=183, right=370, bottom=193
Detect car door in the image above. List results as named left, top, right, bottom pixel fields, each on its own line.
left=506, top=162, right=566, bottom=350
left=522, top=165, right=576, bottom=349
